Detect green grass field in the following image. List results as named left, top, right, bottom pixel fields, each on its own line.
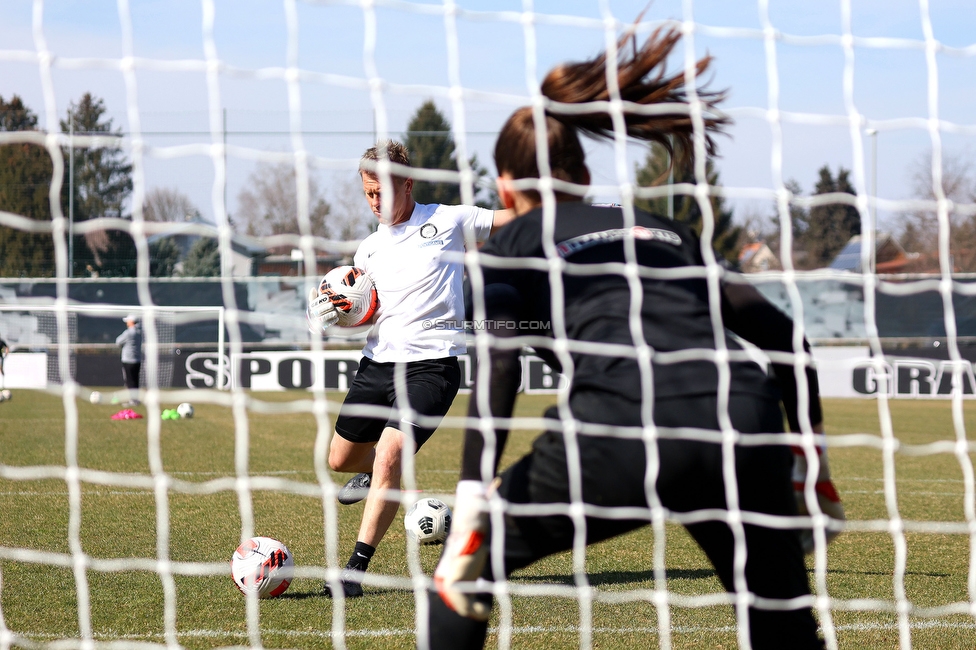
left=2, top=390, right=976, bottom=649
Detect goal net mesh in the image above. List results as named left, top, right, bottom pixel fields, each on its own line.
left=0, top=306, right=178, bottom=389
left=0, top=2, right=974, bottom=650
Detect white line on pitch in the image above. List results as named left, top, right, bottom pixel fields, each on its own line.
left=0, top=491, right=156, bottom=496
left=842, top=490, right=966, bottom=496
left=168, top=470, right=304, bottom=475
left=2, top=487, right=971, bottom=498
left=18, top=619, right=976, bottom=642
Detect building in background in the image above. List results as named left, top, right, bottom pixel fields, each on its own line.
left=253, top=246, right=346, bottom=277
left=739, top=241, right=782, bottom=273
left=829, top=234, right=918, bottom=274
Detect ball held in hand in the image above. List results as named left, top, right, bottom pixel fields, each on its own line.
left=314, top=266, right=378, bottom=328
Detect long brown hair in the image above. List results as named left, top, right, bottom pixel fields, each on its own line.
left=494, top=26, right=727, bottom=196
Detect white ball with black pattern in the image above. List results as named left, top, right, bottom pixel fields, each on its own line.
left=404, top=497, right=452, bottom=545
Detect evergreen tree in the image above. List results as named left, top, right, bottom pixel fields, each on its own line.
left=0, top=95, right=56, bottom=277
left=634, top=143, right=741, bottom=265
left=403, top=100, right=491, bottom=207
left=180, top=237, right=220, bottom=277
left=768, top=178, right=810, bottom=266
left=149, top=237, right=180, bottom=277
left=777, top=179, right=810, bottom=241
left=805, top=165, right=860, bottom=267
left=61, top=93, right=135, bottom=277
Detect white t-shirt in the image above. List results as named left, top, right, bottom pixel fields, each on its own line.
left=354, top=202, right=495, bottom=362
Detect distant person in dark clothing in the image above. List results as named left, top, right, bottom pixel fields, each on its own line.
left=116, top=314, right=143, bottom=406
left=0, top=337, right=7, bottom=389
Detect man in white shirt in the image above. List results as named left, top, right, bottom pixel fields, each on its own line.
left=308, top=140, right=514, bottom=598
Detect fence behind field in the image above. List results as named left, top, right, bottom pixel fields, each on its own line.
left=6, top=275, right=976, bottom=396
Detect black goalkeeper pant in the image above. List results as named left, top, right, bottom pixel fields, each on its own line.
left=425, top=390, right=823, bottom=650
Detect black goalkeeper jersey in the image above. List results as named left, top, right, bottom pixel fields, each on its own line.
left=478, top=201, right=822, bottom=429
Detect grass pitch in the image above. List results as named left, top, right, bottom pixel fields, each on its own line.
left=2, top=390, right=976, bottom=649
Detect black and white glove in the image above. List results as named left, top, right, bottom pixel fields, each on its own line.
left=307, top=287, right=339, bottom=333
left=433, top=479, right=500, bottom=621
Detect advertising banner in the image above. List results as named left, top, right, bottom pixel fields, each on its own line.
left=1, top=353, right=47, bottom=389
left=166, top=347, right=976, bottom=399
left=812, top=347, right=976, bottom=398
left=226, top=350, right=565, bottom=394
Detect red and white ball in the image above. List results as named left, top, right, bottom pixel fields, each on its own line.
left=317, top=266, right=378, bottom=327
left=230, top=536, right=294, bottom=598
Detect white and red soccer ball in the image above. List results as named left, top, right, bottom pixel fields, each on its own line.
left=230, top=536, right=294, bottom=598
left=318, top=266, right=378, bottom=327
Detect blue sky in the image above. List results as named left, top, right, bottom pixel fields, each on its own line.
left=2, top=0, right=974, bottom=234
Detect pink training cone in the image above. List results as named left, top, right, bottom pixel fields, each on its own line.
left=111, top=409, right=143, bottom=420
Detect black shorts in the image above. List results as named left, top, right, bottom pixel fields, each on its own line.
left=427, top=389, right=823, bottom=650
left=334, top=356, right=461, bottom=448
left=491, top=389, right=820, bottom=649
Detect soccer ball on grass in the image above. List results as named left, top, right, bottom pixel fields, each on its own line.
left=177, top=402, right=194, bottom=418
left=230, top=536, right=294, bottom=598
left=316, top=266, right=379, bottom=327
left=89, top=391, right=102, bottom=404
left=404, top=497, right=452, bottom=545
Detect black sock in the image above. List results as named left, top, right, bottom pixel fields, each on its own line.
left=346, top=541, right=376, bottom=572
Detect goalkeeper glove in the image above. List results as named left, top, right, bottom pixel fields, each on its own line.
left=792, top=443, right=845, bottom=554
left=307, top=286, right=339, bottom=333
left=433, top=479, right=499, bottom=621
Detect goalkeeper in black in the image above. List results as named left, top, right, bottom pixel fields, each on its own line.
left=423, top=25, right=843, bottom=650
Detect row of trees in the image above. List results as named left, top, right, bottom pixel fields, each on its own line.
left=899, top=154, right=976, bottom=271
left=631, top=143, right=870, bottom=269
left=764, top=167, right=862, bottom=269
left=0, top=94, right=496, bottom=278
left=744, top=158, right=976, bottom=272
left=0, top=93, right=136, bottom=277
left=3, top=91, right=969, bottom=276
left=0, top=92, right=370, bottom=277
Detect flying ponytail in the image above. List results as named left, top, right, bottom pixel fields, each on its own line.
left=494, top=26, right=727, bottom=194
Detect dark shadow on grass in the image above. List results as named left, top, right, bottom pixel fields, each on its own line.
left=662, top=568, right=716, bottom=581
left=811, top=568, right=950, bottom=578
left=292, top=587, right=423, bottom=602
left=511, top=567, right=715, bottom=586
left=279, top=589, right=329, bottom=601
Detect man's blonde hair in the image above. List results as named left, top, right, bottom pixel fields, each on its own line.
left=359, top=140, right=411, bottom=177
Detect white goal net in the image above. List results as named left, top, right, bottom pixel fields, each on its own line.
left=0, top=304, right=183, bottom=389
left=1, top=2, right=975, bottom=650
